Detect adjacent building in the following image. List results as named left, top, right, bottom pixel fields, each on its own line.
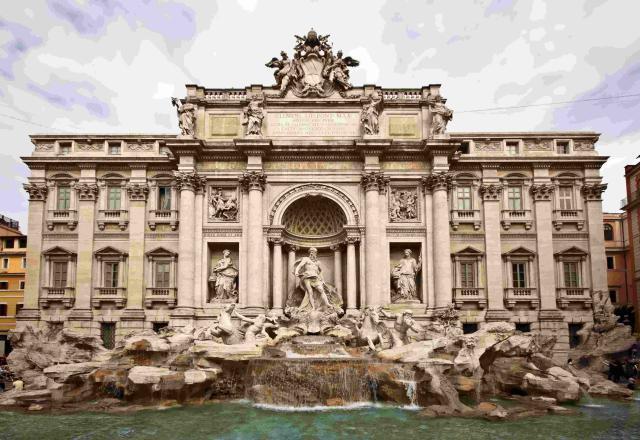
left=622, top=159, right=640, bottom=329
left=0, top=215, right=26, bottom=356
left=17, top=31, right=610, bottom=359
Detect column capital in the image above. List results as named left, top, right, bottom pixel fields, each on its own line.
left=75, top=183, right=99, bottom=201
left=345, top=235, right=360, bottom=245
left=285, top=244, right=299, bottom=253
left=421, top=172, right=452, bottom=193
left=126, top=183, right=150, bottom=201
left=479, top=183, right=503, bottom=201
left=23, top=183, right=48, bottom=201
left=268, top=236, right=284, bottom=245
left=530, top=183, right=556, bottom=201
left=360, top=171, right=388, bottom=193
left=581, top=183, right=607, bottom=201
left=330, top=243, right=343, bottom=251
left=173, top=170, right=205, bottom=192
left=239, top=171, right=267, bottom=192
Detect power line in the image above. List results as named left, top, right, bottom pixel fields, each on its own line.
left=0, top=112, right=68, bottom=132
left=457, top=93, right=640, bottom=114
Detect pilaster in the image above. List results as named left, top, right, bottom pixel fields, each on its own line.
left=361, top=171, right=387, bottom=306
left=582, top=183, right=608, bottom=292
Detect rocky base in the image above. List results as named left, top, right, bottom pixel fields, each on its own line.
left=0, top=322, right=635, bottom=420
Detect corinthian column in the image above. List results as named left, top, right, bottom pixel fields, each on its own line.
left=286, top=244, right=298, bottom=302
left=124, top=181, right=149, bottom=320
left=423, top=172, right=453, bottom=309
left=239, top=171, right=267, bottom=309
left=530, top=182, right=557, bottom=311
left=582, top=183, right=608, bottom=292
left=270, top=237, right=284, bottom=312
left=330, top=244, right=343, bottom=296
left=173, top=171, right=203, bottom=316
left=361, top=172, right=387, bottom=306
left=345, top=236, right=359, bottom=312
left=20, top=183, right=48, bottom=325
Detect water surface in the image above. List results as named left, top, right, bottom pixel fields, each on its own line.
left=1, top=397, right=639, bottom=440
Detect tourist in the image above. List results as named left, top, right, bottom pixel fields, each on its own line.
left=13, top=378, right=24, bottom=391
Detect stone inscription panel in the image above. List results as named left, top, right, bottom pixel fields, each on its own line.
left=209, top=115, right=240, bottom=137
left=267, top=112, right=360, bottom=137
left=388, top=116, right=419, bottom=138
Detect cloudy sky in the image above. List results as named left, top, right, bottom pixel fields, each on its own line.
left=1, top=0, right=639, bottom=230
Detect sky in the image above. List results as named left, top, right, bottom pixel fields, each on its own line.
left=1, top=0, right=639, bottom=230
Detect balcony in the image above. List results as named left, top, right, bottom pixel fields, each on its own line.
left=97, top=210, right=129, bottom=231
left=450, top=209, right=481, bottom=230
left=148, top=210, right=179, bottom=231
left=556, top=287, right=592, bottom=309
left=552, top=209, right=584, bottom=230
left=504, top=287, right=539, bottom=309
left=46, top=210, right=78, bottom=231
left=144, top=287, right=177, bottom=308
left=92, top=287, right=127, bottom=308
left=39, top=287, right=75, bottom=308
left=453, top=287, right=486, bottom=309
left=501, top=209, right=533, bottom=230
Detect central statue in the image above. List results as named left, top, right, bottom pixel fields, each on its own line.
left=294, top=247, right=333, bottom=312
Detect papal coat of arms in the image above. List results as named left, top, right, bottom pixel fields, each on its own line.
left=266, top=29, right=360, bottom=98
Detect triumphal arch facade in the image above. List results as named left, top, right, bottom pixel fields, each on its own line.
left=20, top=30, right=608, bottom=356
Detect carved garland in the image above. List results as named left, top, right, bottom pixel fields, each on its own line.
left=269, top=183, right=360, bottom=225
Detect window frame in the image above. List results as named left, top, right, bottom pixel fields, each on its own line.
left=57, top=185, right=72, bottom=210
left=604, top=224, right=614, bottom=241
left=107, top=142, right=122, bottom=155
left=505, top=140, right=521, bottom=156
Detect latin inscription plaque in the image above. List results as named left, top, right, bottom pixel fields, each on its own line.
left=267, top=112, right=360, bottom=137
left=210, top=115, right=240, bottom=136
left=388, top=116, right=419, bottom=138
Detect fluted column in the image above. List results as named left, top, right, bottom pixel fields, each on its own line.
left=331, top=244, right=343, bottom=296
left=20, top=183, right=48, bottom=323
left=271, top=238, right=284, bottom=312
left=479, top=183, right=509, bottom=320
left=240, top=171, right=266, bottom=309
left=173, top=171, right=202, bottom=314
left=582, top=183, right=608, bottom=292
left=346, top=237, right=359, bottom=312
left=361, top=172, right=387, bottom=306
left=286, top=244, right=298, bottom=302
left=423, top=172, right=453, bottom=309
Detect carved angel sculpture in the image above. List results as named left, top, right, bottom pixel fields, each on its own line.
left=265, top=51, right=300, bottom=95
left=324, top=50, right=359, bottom=90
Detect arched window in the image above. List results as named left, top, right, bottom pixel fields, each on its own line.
left=604, top=224, right=614, bottom=241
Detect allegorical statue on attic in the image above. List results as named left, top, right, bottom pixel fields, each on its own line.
left=242, top=97, right=264, bottom=136
left=429, top=96, right=453, bottom=135
left=266, top=29, right=360, bottom=98
left=361, top=92, right=382, bottom=135
left=171, top=97, right=197, bottom=137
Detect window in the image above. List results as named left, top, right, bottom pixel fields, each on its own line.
left=604, top=224, right=614, bottom=241
left=0, top=304, right=7, bottom=316
left=2, top=258, right=8, bottom=269
left=460, top=141, right=471, bottom=155
left=15, top=304, right=23, bottom=315
left=22, top=257, right=26, bottom=269
left=460, top=262, right=476, bottom=288
left=507, top=186, right=523, bottom=210
left=456, top=186, right=472, bottom=210
left=52, top=261, right=68, bottom=287
left=563, top=262, right=580, bottom=287
left=568, top=323, right=583, bottom=348
left=104, top=262, right=119, bottom=288
left=57, top=186, right=71, bottom=210
left=155, top=261, right=170, bottom=288
left=19, top=281, right=25, bottom=290
left=4, top=238, right=14, bottom=249
left=59, top=142, right=71, bottom=155
left=0, top=282, right=7, bottom=290
left=462, top=323, right=478, bottom=334
left=607, top=256, right=615, bottom=270
left=515, top=323, right=531, bottom=333
left=153, top=322, right=168, bottom=333
left=108, top=142, right=121, bottom=155
left=107, top=187, right=121, bottom=210
left=18, top=238, right=27, bottom=248
left=556, top=141, right=570, bottom=155
left=158, top=186, right=172, bottom=211
left=506, top=141, right=519, bottom=155
left=512, top=262, right=527, bottom=288
left=558, top=186, right=574, bottom=210
left=609, top=290, right=618, bottom=304
left=100, top=323, right=116, bottom=349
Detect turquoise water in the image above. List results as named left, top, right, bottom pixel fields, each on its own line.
left=0, top=398, right=639, bottom=440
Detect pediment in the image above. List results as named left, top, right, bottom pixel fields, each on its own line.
left=554, top=246, right=588, bottom=257
left=94, top=246, right=127, bottom=257
left=453, top=246, right=483, bottom=255
left=503, top=246, right=535, bottom=257
left=43, top=246, right=76, bottom=256
left=146, top=247, right=176, bottom=257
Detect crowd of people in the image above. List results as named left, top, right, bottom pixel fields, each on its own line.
left=604, top=343, right=640, bottom=390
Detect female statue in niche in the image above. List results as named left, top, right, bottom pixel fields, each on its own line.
left=209, top=250, right=239, bottom=302
left=391, top=249, right=421, bottom=302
